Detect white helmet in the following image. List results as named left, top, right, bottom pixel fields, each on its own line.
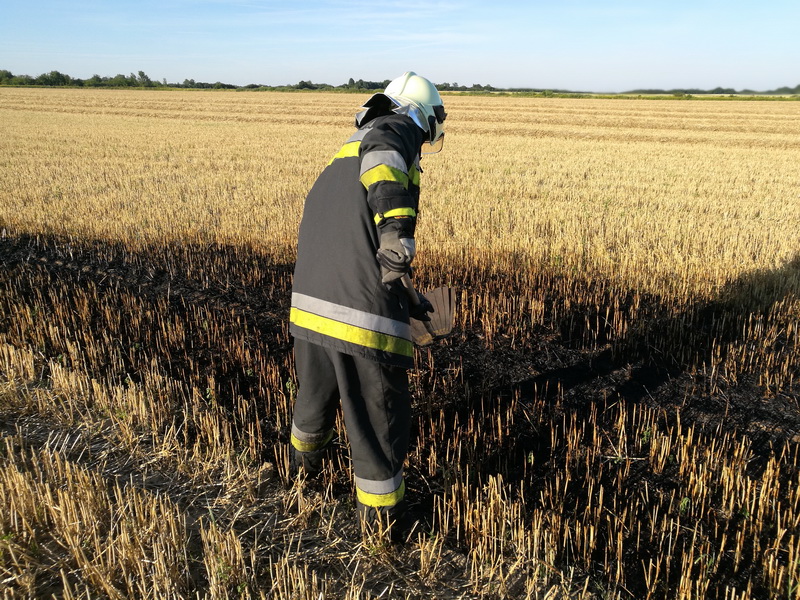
left=383, top=72, right=447, bottom=153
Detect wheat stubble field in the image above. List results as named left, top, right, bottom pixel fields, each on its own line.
left=1, top=88, right=799, bottom=599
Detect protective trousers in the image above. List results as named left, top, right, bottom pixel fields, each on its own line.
left=290, top=338, right=411, bottom=510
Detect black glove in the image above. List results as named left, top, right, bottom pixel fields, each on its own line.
left=410, top=292, right=434, bottom=322
left=376, top=230, right=416, bottom=284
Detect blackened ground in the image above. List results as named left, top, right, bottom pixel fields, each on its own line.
left=2, top=232, right=799, bottom=598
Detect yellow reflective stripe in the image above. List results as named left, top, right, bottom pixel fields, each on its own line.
left=290, top=429, right=333, bottom=453
left=360, top=165, right=409, bottom=190
left=290, top=307, right=413, bottom=357
left=409, top=165, right=420, bottom=187
left=356, top=480, right=405, bottom=508
left=385, top=208, right=417, bottom=219
left=328, top=141, right=361, bottom=165
left=373, top=208, right=417, bottom=225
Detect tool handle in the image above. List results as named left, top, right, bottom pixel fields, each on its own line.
left=401, top=274, right=437, bottom=337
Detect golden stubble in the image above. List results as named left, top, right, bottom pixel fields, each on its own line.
left=3, top=88, right=799, bottom=300
left=2, top=88, right=800, bottom=599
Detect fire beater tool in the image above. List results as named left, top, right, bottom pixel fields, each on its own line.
left=401, top=273, right=456, bottom=347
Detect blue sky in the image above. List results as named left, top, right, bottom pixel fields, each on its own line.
left=2, top=0, right=798, bottom=91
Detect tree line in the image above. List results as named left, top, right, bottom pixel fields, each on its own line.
left=627, top=85, right=800, bottom=96
left=0, top=69, right=390, bottom=90
left=0, top=69, right=501, bottom=92
left=1, top=68, right=797, bottom=96
left=0, top=69, right=239, bottom=89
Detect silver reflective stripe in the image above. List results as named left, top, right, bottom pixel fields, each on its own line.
left=359, top=150, right=408, bottom=178
left=291, top=293, right=411, bottom=339
left=347, top=128, right=372, bottom=143
left=291, top=423, right=331, bottom=444
left=355, top=470, right=404, bottom=495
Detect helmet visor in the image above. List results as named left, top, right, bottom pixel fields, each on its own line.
left=422, top=132, right=445, bottom=154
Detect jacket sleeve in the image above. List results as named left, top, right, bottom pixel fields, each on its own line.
left=358, top=115, right=424, bottom=238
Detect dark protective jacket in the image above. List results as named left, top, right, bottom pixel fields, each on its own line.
left=290, top=113, right=426, bottom=368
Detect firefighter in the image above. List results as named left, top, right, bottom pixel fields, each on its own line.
left=288, top=72, right=446, bottom=536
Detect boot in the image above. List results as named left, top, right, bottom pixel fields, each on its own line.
left=289, top=444, right=329, bottom=479
left=357, top=498, right=416, bottom=544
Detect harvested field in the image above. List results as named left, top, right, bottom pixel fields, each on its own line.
left=1, top=88, right=799, bottom=599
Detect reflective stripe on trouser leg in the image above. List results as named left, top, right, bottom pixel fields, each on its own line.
left=355, top=472, right=405, bottom=507
left=330, top=349, right=411, bottom=509
left=291, top=339, right=340, bottom=453
left=290, top=425, right=334, bottom=453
